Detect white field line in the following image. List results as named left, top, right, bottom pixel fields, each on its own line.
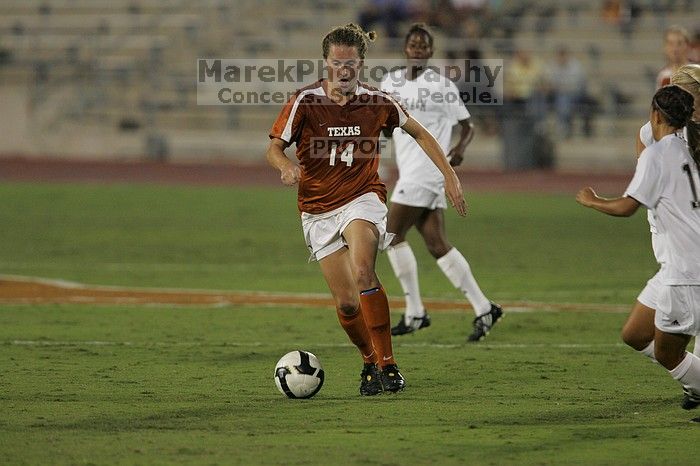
left=6, top=340, right=625, bottom=350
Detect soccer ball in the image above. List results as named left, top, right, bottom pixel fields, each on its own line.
left=274, top=350, right=325, bottom=399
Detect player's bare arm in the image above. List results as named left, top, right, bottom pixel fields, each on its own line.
left=447, top=118, right=475, bottom=167
left=635, top=133, right=645, bottom=158
left=401, top=117, right=467, bottom=216
left=576, top=187, right=641, bottom=217
left=266, top=137, right=301, bottom=186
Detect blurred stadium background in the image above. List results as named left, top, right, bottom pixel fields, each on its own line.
left=0, top=0, right=697, bottom=171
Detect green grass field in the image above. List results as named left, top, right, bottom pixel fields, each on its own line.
left=0, top=182, right=697, bottom=465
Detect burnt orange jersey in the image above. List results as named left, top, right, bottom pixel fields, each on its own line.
left=270, top=79, right=409, bottom=214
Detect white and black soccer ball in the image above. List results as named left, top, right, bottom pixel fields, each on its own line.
left=274, top=350, right=324, bottom=399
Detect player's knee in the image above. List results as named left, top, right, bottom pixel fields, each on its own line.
left=620, top=322, right=653, bottom=351
left=620, top=327, right=647, bottom=351
left=426, top=241, right=451, bottom=259
left=337, top=301, right=359, bottom=316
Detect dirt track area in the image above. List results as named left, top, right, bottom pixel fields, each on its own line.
left=0, top=157, right=633, bottom=194
left=0, top=275, right=628, bottom=313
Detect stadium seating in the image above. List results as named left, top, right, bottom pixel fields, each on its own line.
left=0, top=0, right=696, bottom=169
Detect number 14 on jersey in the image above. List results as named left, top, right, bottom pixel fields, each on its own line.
left=329, top=143, right=354, bottom=167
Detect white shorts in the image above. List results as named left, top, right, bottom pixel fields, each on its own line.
left=637, top=270, right=663, bottom=309
left=655, top=285, right=700, bottom=335
left=301, top=192, right=394, bottom=262
left=390, top=180, right=446, bottom=210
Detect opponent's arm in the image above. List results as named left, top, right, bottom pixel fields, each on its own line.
left=401, top=117, right=467, bottom=216
left=266, top=138, right=300, bottom=186
left=447, top=118, right=475, bottom=167
left=576, top=187, right=641, bottom=217
left=635, top=133, right=645, bottom=158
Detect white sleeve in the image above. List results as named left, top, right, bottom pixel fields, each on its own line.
left=639, top=122, right=654, bottom=148
left=624, top=147, right=663, bottom=209
left=445, top=79, right=469, bottom=123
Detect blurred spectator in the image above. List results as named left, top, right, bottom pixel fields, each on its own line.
left=423, top=0, right=490, bottom=37
left=358, top=0, right=411, bottom=39
left=546, top=46, right=593, bottom=138
left=601, top=0, right=623, bottom=24
left=656, top=25, right=690, bottom=88
left=0, top=40, right=11, bottom=66
left=500, top=48, right=551, bottom=170
left=601, top=1, right=640, bottom=43
left=503, top=48, right=546, bottom=115
left=450, top=0, right=489, bottom=25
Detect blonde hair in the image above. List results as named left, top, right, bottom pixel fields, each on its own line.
left=664, top=25, right=690, bottom=43
left=671, top=64, right=700, bottom=164
left=671, top=64, right=700, bottom=98
left=322, top=23, right=376, bottom=59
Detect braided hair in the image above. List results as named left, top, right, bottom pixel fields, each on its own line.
left=652, top=85, right=694, bottom=130
left=322, top=23, right=376, bottom=60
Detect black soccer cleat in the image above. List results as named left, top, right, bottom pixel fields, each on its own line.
left=359, top=363, right=383, bottom=396
left=468, top=303, right=503, bottom=342
left=379, top=364, right=405, bottom=393
left=391, top=312, right=431, bottom=336
left=681, top=388, right=700, bottom=410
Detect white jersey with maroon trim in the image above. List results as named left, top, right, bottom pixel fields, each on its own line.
left=381, top=67, right=469, bottom=190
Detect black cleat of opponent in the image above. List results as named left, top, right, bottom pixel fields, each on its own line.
left=468, top=303, right=503, bottom=342
left=681, top=388, right=700, bottom=410
left=359, top=363, right=383, bottom=396
left=379, top=364, right=405, bottom=393
left=391, top=313, right=431, bottom=336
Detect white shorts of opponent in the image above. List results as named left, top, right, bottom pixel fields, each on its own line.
left=390, top=180, right=446, bottom=210
left=637, top=270, right=663, bottom=309
left=301, top=192, right=394, bottom=262
left=655, top=284, right=700, bottom=335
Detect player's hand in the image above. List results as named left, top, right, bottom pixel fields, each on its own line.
left=447, top=148, right=464, bottom=167
left=280, top=163, right=301, bottom=186
left=575, top=187, right=598, bottom=207
left=445, top=171, right=467, bottom=216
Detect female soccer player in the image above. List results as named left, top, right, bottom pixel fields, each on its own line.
left=266, top=24, right=466, bottom=396
left=627, top=64, right=700, bottom=410
left=655, top=25, right=691, bottom=89
left=576, top=84, right=700, bottom=413
left=380, top=23, right=502, bottom=342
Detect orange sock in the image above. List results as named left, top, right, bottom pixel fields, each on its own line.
left=336, top=308, right=376, bottom=365
left=359, top=286, right=396, bottom=368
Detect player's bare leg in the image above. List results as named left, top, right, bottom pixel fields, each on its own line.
left=318, top=247, right=383, bottom=395
left=343, top=219, right=405, bottom=392
left=654, top=328, right=700, bottom=410
left=417, top=209, right=501, bottom=341
left=318, top=248, right=376, bottom=364
left=621, top=301, right=656, bottom=358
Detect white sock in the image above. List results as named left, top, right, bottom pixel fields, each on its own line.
left=694, top=337, right=700, bottom=358
left=638, top=341, right=656, bottom=362
left=386, top=242, right=424, bottom=321
left=669, top=352, right=700, bottom=396
left=436, top=247, right=491, bottom=316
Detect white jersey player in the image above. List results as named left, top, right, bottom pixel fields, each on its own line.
left=577, top=84, right=700, bottom=416
left=380, top=23, right=502, bottom=342
left=623, top=64, right=700, bottom=411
